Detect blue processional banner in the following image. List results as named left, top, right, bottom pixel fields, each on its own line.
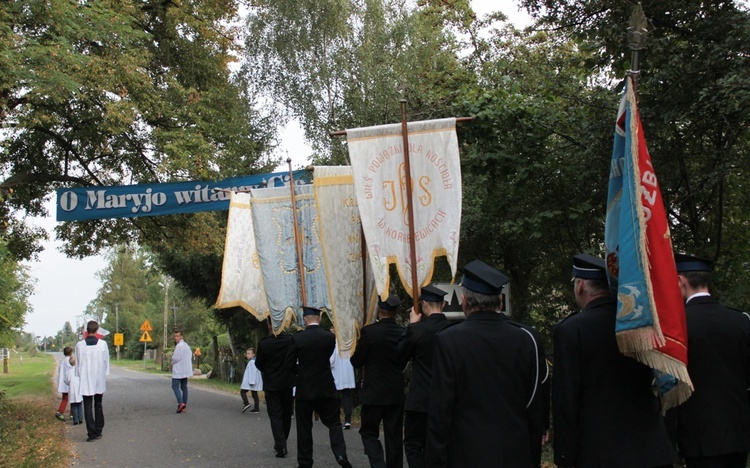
left=56, top=170, right=310, bottom=221
left=251, top=184, right=331, bottom=331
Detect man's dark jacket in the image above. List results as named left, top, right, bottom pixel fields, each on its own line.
left=666, top=295, right=750, bottom=458
left=286, top=325, right=337, bottom=400
left=397, top=313, right=450, bottom=412
left=350, top=317, right=405, bottom=405
left=255, top=333, right=295, bottom=391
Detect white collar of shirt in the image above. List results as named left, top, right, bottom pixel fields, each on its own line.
left=686, top=292, right=711, bottom=303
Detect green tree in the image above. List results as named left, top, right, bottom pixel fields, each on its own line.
left=87, top=245, right=218, bottom=359
left=1, top=0, right=277, bottom=262
left=519, top=0, right=750, bottom=307
left=0, top=239, right=34, bottom=346
left=243, top=0, right=476, bottom=164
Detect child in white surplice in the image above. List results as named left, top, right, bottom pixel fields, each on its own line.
left=240, top=348, right=263, bottom=413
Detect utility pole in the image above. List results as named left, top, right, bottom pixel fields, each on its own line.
left=115, top=304, right=120, bottom=361
left=163, top=277, right=169, bottom=361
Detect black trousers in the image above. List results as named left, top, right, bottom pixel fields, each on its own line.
left=241, top=389, right=260, bottom=409
left=685, top=452, right=748, bottom=468
left=265, top=389, right=293, bottom=452
left=82, top=394, right=104, bottom=438
left=340, top=388, right=353, bottom=423
left=295, top=396, right=347, bottom=468
left=360, top=404, right=404, bottom=468
left=403, top=410, right=427, bottom=468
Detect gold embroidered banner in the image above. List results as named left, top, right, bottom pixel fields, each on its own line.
left=313, top=166, right=377, bottom=354
left=346, top=118, right=462, bottom=298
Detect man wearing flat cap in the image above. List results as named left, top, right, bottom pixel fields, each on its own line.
left=553, top=254, right=676, bottom=468
left=286, top=306, right=351, bottom=468
left=397, top=285, right=451, bottom=468
left=665, top=254, right=750, bottom=468
left=350, top=293, right=405, bottom=468
left=425, top=260, right=546, bottom=467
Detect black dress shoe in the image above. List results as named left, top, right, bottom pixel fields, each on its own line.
left=275, top=448, right=288, bottom=458
left=86, top=435, right=102, bottom=442
left=336, top=456, right=352, bottom=468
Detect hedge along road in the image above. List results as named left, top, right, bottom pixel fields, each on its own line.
left=64, top=363, right=372, bottom=467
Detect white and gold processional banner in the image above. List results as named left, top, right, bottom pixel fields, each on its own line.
left=313, top=166, right=377, bottom=355
left=346, top=118, right=462, bottom=298
left=215, top=192, right=270, bottom=318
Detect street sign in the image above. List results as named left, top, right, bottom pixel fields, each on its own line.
left=139, top=331, right=152, bottom=342
left=139, top=320, right=153, bottom=332
left=114, top=333, right=124, bottom=346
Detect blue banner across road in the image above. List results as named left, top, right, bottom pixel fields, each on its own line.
left=56, top=170, right=310, bottom=221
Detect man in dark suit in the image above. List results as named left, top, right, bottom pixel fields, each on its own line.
left=287, top=307, right=351, bottom=468
left=553, top=253, right=676, bottom=468
left=255, top=319, right=295, bottom=459
left=397, top=285, right=451, bottom=468
left=425, top=260, right=546, bottom=467
left=666, top=254, right=750, bottom=467
left=350, top=293, right=405, bottom=468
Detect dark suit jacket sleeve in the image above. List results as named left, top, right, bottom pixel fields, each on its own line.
left=552, top=324, right=580, bottom=467
left=285, top=337, right=299, bottom=376
left=425, top=333, right=454, bottom=468
left=350, top=327, right=369, bottom=369
left=526, top=331, right=547, bottom=468
left=255, top=342, right=267, bottom=372
left=396, top=324, right=417, bottom=366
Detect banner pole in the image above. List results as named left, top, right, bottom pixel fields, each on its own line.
left=627, top=4, right=648, bottom=94
left=361, top=225, right=368, bottom=324
left=400, top=99, right=420, bottom=300
left=287, top=158, right=308, bottom=306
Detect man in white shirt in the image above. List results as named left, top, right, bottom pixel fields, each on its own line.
left=75, top=321, right=110, bottom=442
left=171, top=330, right=193, bottom=413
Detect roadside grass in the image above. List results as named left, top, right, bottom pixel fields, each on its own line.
left=0, top=352, right=69, bottom=468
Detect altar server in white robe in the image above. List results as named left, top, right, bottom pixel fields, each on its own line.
left=76, top=320, right=110, bottom=442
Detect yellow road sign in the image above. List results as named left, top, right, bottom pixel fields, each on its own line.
left=114, top=333, right=124, bottom=346
left=139, top=320, right=153, bottom=332
left=139, top=331, right=152, bottom=342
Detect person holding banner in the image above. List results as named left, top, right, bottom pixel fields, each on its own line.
left=666, top=254, right=750, bottom=468
left=397, top=285, right=451, bottom=468
left=256, top=320, right=295, bottom=459
left=425, top=260, right=545, bottom=467
left=350, top=293, right=406, bottom=468
left=287, top=307, right=351, bottom=468
left=553, top=254, right=676, bottom=468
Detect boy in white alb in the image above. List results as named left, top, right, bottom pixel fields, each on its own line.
left=241, top=347, right=263, bottom=413
left=65, top=355, right=84, bottom=425
left=55, top=346, right=74, bottom=421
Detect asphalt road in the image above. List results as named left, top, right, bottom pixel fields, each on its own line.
left=60, top=361, right=374, bottom=467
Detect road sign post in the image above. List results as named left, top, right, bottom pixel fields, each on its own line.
left=139, top=321, right=153, bottom=368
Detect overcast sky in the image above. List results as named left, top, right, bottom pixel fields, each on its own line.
left=22, top=0, right=532, bottom=339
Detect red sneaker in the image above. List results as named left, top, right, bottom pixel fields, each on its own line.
left=176, top=403, right=186, bottom=413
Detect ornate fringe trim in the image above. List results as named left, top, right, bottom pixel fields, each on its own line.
left=616, top=327, right=665, bottom=353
